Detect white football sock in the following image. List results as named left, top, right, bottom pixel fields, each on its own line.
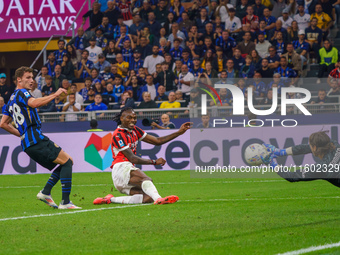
left=141, top=180, right=162, bottom=201
left=110, top=194, right=143, bottom=204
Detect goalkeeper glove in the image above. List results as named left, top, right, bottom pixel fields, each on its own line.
left=263, top=143, right=287, bottom=157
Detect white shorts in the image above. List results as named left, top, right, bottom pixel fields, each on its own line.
left=111, top=162, right=139, bottom=195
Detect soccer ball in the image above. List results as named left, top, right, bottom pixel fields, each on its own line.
left=244, top=143, right=269, bottom=166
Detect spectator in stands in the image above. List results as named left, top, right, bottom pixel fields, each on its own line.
left=267, top=46, right=280, bottom=69
left=328, top=63, right=340, bottom=85
left=232, top=48, right=246, bottom=71
left=211, top=87, right=230, bottom=106
left=67, top=83, right=83, bottom=105
left=99, top=16, right=114, bottom=40
left=52, top=64, right=66, bottom=89
left=254, top=0, right=265, bottom=19
left=154, top=0, right=168, bottom=25
left=293, top=30, right=309, bottom=71
left=113, top=75, right=125, bottom=99
left=267, top=73, right=285, bottom=93
left=94, top=53, right=111, bottom=74
left=137, top=92, right=158, bottom=109
left=79, top=77, right=92, bottom=101
left=141, top=74, right=158, bottom=100
left=226, top=59, right=239, bottom=83
left=168, top=22, right=186, bottom=49
left=240, top=55, right=256, bottom=78
left=262, top=8, right=276, bottom=30
left=151, top=113, right=176, bottom=129
left=143, top=45, right=165, bottom=75
left=257, top=20, right=270, bottom=40
left=104, top=0, right=121, bottom=26
left=256, top=33, right=272, bottom=59
left=86, top=36, right=103, bottom=64
left=146, top=12, right=162, bottom=38
left=170, top=0, right=185, bottom=21
left=94, top=80, right=104, bottom=96
left=252, top=72, right=267, bottom=96
left=242, top=6, right=259, bottom=32
left=236, top=0, right=249, bottom=20
left=310, top=4, right=333, bottom=40
left=61, top=54, right=75, bottom=80
left=160, top=91, right=181, bottom=112
left=54, top=39, right=67, bottom=65
left=157, top=62, right=176, bottom=94
left=94, top=28, right=108, bottom=50
left=0, top=96, right=5, bottom=113
left=35, top=66, right=48, bottom=91
left=276, top=56, right=297, bottom=86
left=130, top=14, right=145, bottom=42
left=41, top=75, right=56, bottom=97
left=103, top=40, right=117, bottom=64
left=294, top=4, right=311, bottom=31
left=68, top=27, right=88, bottom=52
left=327, top=80, right=340, bottom=97
left=154, top=85, right=168, bottom=102
left=113, top=53, right=129, bottom=78
left=270, top=30, right=286, bottom=56
left=45, top=52, right=56, bottom=76
left=178, top=12, right=194, bottom=36
left=269, top=20, right=287, bottom=43
left=256, top=58, right=274, bottom=78
left=277, top=8, right=293, bottom=30
left=282, top=43, right=302, bottom=77
left=84, top=87, right=96, bottom=104
left=305, top=17, right=323, bottom=61
left=102, top=83, right=119, bottom=106
left=66, top=44, right=82, bottom=69
left=85, top=94, right=108, bottom=118
left=196, top=114, right=213, bottom=128
left=139, top=0, right=153, bottom=23
left=317, top=39, right=339, bottom=83
left=261, top=89, right=273, bottom=105
left=196, top=8, right=210, bottom=37
left=187, top=88, right=201, bottom=109
left=178, top=64, right=195, bottom=97
left=90, top=68, right=102, bottom=84
left=82, top=2, right=104, bottom=32
left=59, top=79, right=72, bottom=103
left=225, top=8, right=243, bottom=37
left=311, top=89, right=332, bottom=104
left=205, top=61, right=218, bottom=78
left=212, top=48, right=227, bottom=74
left=215, top=30, right=237, bottom=59
left=37, top=94, right=57, bottom=113
left=30, top=80, right=42, bottom=98
left=114, top=90, right=135, bottom=109
left=130, top=49, right=144, bottom=73
left=61, top=93, right=81, bottom=122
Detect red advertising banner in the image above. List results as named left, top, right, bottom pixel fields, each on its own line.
left=0, top=0, right=92, bottom=40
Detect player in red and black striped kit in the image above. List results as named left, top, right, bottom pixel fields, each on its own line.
left=328, top=63, right=340, bottom=86
left=93, top=107, right=192, bottom=205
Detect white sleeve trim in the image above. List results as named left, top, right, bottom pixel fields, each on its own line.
left=139, top=132, right=148, bottom=141
left=118, top=145, right=129, bottom=152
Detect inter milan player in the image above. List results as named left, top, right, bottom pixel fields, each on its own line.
left=263, top=131, right=340, bottom=188
left=0, top=66, right=81, bottom=209
left=93, top=107, right=192, bottom=205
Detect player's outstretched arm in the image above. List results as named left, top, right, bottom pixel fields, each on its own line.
left=143, top=122, right=192, bottom=146
left=28, top=88, right=67, bottom=108
left=122, top=148, right=166, bottom=166
left=0, top=115, right=20, bottom=137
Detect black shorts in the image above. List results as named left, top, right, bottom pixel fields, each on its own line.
left=25, top=137, right=62, bottom=170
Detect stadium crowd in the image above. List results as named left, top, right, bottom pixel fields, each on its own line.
left=1, top=0, right=340, bottom=118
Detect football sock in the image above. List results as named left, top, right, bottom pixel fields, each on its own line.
left=111, top=194, right=143, bottom=204
left=60, top=159, right=73, bottom=205
left=42, top=165, right=62, bottom=195
left=141, top=180, right=162, bottom=201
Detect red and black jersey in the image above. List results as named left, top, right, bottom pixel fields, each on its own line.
left=118, top=2, right=132, bottom=21
left=329, top=68, right=340, bottom=80
left=111, top=125, right=147, bottom=167
left=242, top=15, right=259, bottom=25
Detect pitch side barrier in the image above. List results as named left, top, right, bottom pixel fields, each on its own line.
left=1, top=124, right=340, bottom=175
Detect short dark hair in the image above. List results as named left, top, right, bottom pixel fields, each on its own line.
left=15, top=66, right=33, bottom=81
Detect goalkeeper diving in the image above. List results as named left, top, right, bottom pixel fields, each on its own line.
left=262, top=131, right=340, bottom=188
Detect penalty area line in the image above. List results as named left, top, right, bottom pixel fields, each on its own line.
left=0, top=204, right=152, bottom=222
left=276, top=241, right=340, bottom=255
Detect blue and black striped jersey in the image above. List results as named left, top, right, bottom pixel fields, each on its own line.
left=3, top=89, right=45, bottom=150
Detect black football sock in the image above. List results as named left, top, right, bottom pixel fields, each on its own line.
left=42, top=165, right=62, bottom=195
left=60, top=159, right=73, bottom=205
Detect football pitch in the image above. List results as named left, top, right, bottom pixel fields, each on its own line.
left=1, top=170, right=340, bottom=255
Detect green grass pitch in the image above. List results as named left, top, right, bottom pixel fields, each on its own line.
left=1, top=170, right=340, bottom=255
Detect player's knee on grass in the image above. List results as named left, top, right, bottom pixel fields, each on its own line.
left=143, top=194, right=154, bottom=203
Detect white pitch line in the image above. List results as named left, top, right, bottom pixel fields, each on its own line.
left=277, top=241, right=340, bottom=255
left=0, top=203, right=152, bottom=222
left=0, top=180, right=284, bottom=189
left=1, top=196, right=339, bottom=222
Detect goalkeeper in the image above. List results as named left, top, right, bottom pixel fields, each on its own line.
left=262, top=131, right=340, bottom=188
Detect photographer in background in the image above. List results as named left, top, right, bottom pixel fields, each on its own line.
left=151, top=113, right=176, bottom=129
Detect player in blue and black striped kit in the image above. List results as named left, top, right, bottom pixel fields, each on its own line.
left=0, top=66, right=81, bottom=209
